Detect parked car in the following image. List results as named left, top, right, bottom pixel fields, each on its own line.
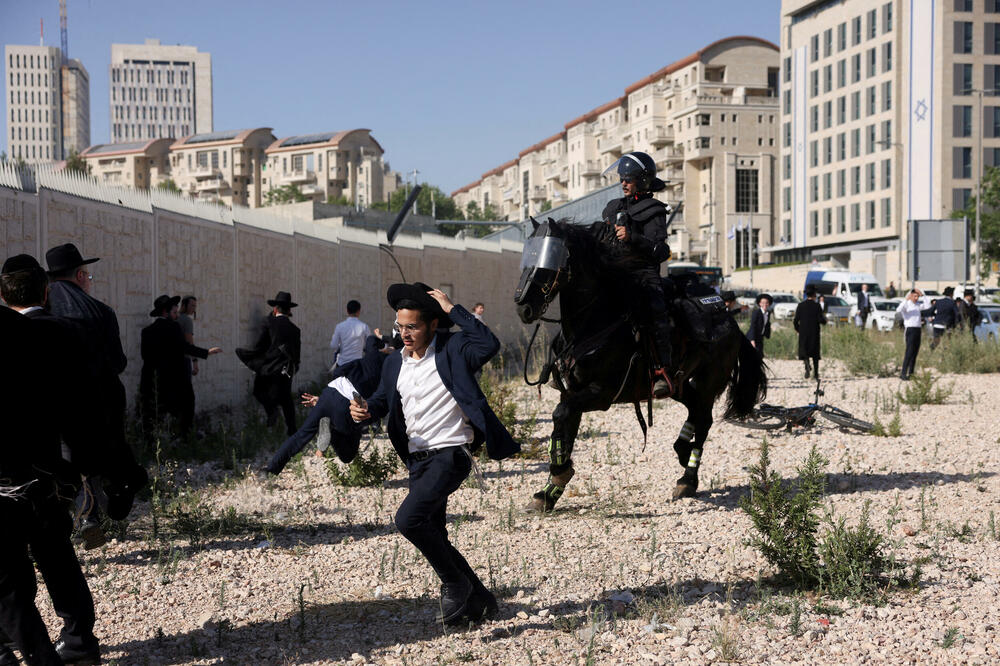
left=821, top=296, right=852, bottom=325
left=975, top=305, right=1000, bottom=342
left=735, top=288, right=760, bottom=308
left=769, top=293, right=800, bottom=320
left=865, top=298, right=902, bottom=332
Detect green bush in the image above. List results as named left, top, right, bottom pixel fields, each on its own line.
left=822, top=326, right=898, bottom=377
left=479, top=367, right=538, bottom=447
left=897, top=371, right=953, bottom=409
left=932, top=333, right=1000, bottom=373
left=740, top=440, right=910, bottom=600
left=325, top=438, right=398, bottom=487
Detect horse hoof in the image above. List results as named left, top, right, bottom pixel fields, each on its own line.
left=524, top=496, right=554, bottom=514
left=672, top=482, right=697, bottom=501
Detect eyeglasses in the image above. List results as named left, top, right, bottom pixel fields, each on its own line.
left=620, top=178, right=635, bottom=184
left=393, top=321, right=422, bottom=333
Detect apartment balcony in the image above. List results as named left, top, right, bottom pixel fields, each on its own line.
left=663, top=166, right=685, bottom=182
left=653, top=145, right=685, bottom=167
left=580, top=159, right=602, bottom=176
left=622, top=135, right=634, bottom=154
left=196, top=192, right=222, bottom=204
left=502, top=188, right=516, bottom=202
left=300, top=183, right=323, bottom=196
left=195, top=177, right=229, bottom=192
left=650, top=126, right=674, bottom=147
left=694, top=94, right=777, bottom=107
left=530, top=185, right=547, bottom=202
left=281, top=169, right=316, bottom=185
left=232, top=157, right=252, bottom=177
left=190, top=164, right=219, bottom=179
left=600, top=131, right=623, bottom=155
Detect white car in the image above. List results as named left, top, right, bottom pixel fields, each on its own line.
left=975, top=305, right=1000, bottom=342
left=768, top=293, right=800, bottom=320
left=865, top=298, right=902, bottom=332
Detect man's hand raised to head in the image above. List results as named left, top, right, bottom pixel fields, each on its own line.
left=426, top=288, right=454, bottom=314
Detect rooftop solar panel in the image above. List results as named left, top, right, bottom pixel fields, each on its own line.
left=279, top=132, right=339, bottom=147
left=184, top=129, right=244, bottom=144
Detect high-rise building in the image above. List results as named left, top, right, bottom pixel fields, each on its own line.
left=779, top=0, right=1000, bottom=284
left=109, top=39, right=213, bottom=143
left=5, top=45, right=65, bottom=163
left=61, top=58, right=90, bottom=155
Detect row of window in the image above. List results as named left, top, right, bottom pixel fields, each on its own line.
left=807, top=199, right=892, bottom=237
left=113, top=124, right=189, bottom=140
left=954, top=0, right=1000, bottom=12
left=803, top=4, right=893, bottom=67
left=952, top=104, right=1000, bottom=136
left=952, top=63, right=1000, bottom=94
left=10, top=126, right=54, bottom=142
left=8, top=90, right=53, bottom=107
left=112, top=104, right=191, bottom=123
left=112, top=87, right=191, bottom=105
left=111, top=66, right=190, bottom=87
left=797, top=83, right=893, bottom=132
left=800, top=160, right=893, bottom=206
left=7, top=143, right=55, bottom=161
left=8, top=53, right=56, bottom=70
left=802, top=42, right=893, bottom=100
left=7, top=71, right=55, bottom=89
left=9, top=108, right=52, bottom=125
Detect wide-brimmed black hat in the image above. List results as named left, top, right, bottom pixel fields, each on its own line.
left=756, top=293, right=773, bottom=304
left=720, top=290, right=736, bottom=302
left=386, top=281, right=453, bottom=328
left=267, top=291, right=298, bottom=308
left=805, top=284, right=817, bottom=297
left=150, top=294, right=180, bottom=317
left=1, top=254, right=43, bottom=275
left=943, top=286, right=955, bottom=297
left=45, top=243, right=99, bottom=275
left=964, top=288, right=975, bottom=297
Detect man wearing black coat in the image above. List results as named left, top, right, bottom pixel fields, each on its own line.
left=794, top=286, right=827, bottom=379
left=348, top=283, right=520, bottom=626
left=236, top=292, right=301, bottom=435
left=44, top=243, right=137, bottom=544
left=0, top=254, right=144, bottom=666
left=929, top=286, right=958, bottom=350
left=140, top=295, right=222, bottom=442
left=746, top=293, right=773, bottom=357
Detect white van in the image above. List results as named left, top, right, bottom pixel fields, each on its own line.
left=803, top=270, right=883, bottom=316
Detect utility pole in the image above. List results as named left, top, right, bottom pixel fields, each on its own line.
left=409, top=169, right=420, bottom=216
left=967, top=88, right=999, bottom=297
left=748, top=218, right=755, bottom=291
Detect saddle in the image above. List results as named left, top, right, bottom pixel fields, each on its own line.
left=663, top=275, right=738, bottom=344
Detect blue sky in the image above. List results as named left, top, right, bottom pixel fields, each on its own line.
left=1, top=0, right=780, bottom=193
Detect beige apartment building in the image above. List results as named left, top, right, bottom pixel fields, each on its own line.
left=80, top=138, right=172, bottom=188
left=453, top=36, right=781, bottom=272
left=169, top=128, right=275, bottom=207
left=5, top=44, right=90, bottom=163
left=109, top=39, right=212, bottom=143
left=262, top=130, right=386, bottom=207
left=780, top=0, right=1000, bottom=285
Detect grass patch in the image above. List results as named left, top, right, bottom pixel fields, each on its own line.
left=167, top=499, right=270, bottom=542
left=870, top=409, right=902, bottom=437
left=897, top=371, right=953, bottom=409
left=325, top=437, right=398, bottom=487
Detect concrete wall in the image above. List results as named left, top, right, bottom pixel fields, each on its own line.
left=0, top=174, right=525, bottom=413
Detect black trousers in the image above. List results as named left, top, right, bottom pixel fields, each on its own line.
left=266, top=388, right=360, bottom=474
left=634, top=266, right=672, bottom=367
left=0, top=492, right=97, bottom=665
left=253, top=375, right=296, bottom=435
left=901, top=327, right=922, bottom=378
left=394, top=446, right=482, bottom=588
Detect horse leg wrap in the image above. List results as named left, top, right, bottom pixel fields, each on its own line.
left=531, top=466, right=575, bottom=512
left=549, top=437, right=570, bottom=468
left=678, top=421, right=695, bottom=443
left=687, top=448, right=702, bottom=470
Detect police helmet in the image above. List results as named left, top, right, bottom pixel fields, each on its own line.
left=602, top=152, right=666, bottom=192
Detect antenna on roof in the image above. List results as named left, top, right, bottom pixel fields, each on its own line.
left=60, top=0, right=69, bottom=64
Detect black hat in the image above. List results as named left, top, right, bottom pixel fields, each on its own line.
left=805, top=284, right=817, bottom=297
left=964, top=288, right=975, bottom=297
left=267, top=291, right=298, bottom=308
left=386, top=281, right=453, bottom=329
left=45, top=243, right=99, bottom=275
left=721, top=290, right=736, bottom=302
left=756, top=293, right=773, bottom=304
left=1, top=254, right=42, bottom=275
left=150, top=294, right=180, bottom=317
left=943, top=286, right=955, bottom=297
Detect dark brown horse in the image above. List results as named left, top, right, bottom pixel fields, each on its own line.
left=514, top=218, right=766, bottom=510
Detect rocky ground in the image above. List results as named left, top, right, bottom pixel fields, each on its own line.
left=31, top=359, right=1000, bottom=665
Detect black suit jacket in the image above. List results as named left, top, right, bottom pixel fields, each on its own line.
left=745, top=307, right=771, bottom=350
left=360, top=305, right=520, bottom=462
left=140, top=317, right=210, bottom=406
left=46, top=280, right=127, bottom=381
left=237, top=313, right=301, bottom=378
left=331, top=335, right=390, bottom=397
left=793, top=299, right=826, bottom=360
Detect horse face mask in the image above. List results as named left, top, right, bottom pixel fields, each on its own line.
left=514, top=219, right=569, bottom=323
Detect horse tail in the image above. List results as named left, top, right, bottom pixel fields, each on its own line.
left=724, top=335, right=767, bottom=420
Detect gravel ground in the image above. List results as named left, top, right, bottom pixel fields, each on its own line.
left=30, top=359, right=1000, bottom=665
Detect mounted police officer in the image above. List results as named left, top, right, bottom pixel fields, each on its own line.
left=597, top=151, right=674, bottom=397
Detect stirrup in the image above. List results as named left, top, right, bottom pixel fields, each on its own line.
left=652, top=368, right=675, bottom=399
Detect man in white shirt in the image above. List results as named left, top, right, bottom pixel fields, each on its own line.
left=350, top=282, right=520, bottom=626
left=329, top=300, right=371, bottom=370
left=896, top=288, right=927, bottom=380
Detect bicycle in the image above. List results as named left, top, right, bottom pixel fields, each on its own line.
left=726, top=379, right=874, bottom=434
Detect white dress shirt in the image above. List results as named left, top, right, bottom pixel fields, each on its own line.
left=396, top=340, right=473, bottom=453
left=329, top=316, right=371, bottom=366
left=896, top=300, right=923, bottom=328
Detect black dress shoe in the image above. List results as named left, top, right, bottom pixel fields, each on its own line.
left=465, top=586, right=499, bottom=623
left=0, top=644, right=19, bottom=666
left=55, top=640, right=101, bottom=665
left=435, top=579, right=472, bottom=625
left=71, top=521, right=107, bottom=551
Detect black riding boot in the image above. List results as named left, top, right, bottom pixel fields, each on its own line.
left=652, top=318, right=675, bottom=399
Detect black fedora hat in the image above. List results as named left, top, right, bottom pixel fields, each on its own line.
left=386, top=281, right=453, bottom=328
left=45, top=243, right=99, bottom=275
left=1, top=253, right=43, bottom=275
left=267, top=291, right=298, bottom=308
left=756, top=293, right=773, bottom=304
left=964, top=288, right=975, bottom=298
left=150, top=294, right=180, bottom=317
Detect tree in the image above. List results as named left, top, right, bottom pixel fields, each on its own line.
left=539, top=200, right=553, bottom=213
left=327, top=194, right=351, bottom=206
left=64, top=149, right=90, bottom=175
left=951, top=164, right=1000, bottom=279
left=380, top=183, right=460, bottom=221
left=264, top=184, right=309, bottom=206
left=156, top=178, right=181, bottom=194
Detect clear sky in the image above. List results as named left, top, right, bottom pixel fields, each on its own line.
left=1, top=0, right=780, bottom=194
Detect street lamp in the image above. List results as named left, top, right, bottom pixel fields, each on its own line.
left=875, top=137, right=904, bottom=289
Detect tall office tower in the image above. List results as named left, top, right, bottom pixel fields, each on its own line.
left=109, top=39, right=213, bottom=143
left=61, top=58, right=90, bottom=155
left=779, top=0, right=1000, bottom=284
left=5, top=45, right=65, bottom=163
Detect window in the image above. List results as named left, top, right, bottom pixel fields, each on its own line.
left=837, top=59, right=846, bottom=88
left=883, top=159, right=892, bottom=189
left=811, top=35, right=820, bottom=62
left=955, top=146, right=972, bottom=178
left=811, top=105, right=819, bottom=132
left=867, top=9, right=878, bottom=39
left=824, top=101, right=832, bottom=128
left=852, top=203, right=861, bottom=231
left=882, top=119, right=893, bottom=146
left=736, top=169, right=759, bottom=213
left=867, top=124, right=878, bottom=153
left=823, top=172, right=832, bottom=199
left=811, top=175, right=819, bottom=202
left=824, top=29, right=833, bottom=57
left=851, top=91, right=861, bottom=120
left=838, top=22, right=847, bottom=50
left=824, top=65, right=832, bottom=92
left=955, top=104, right=973, bottom=137
left=955, top=0, right=972, bottom=10
left=811, top=210, right=819, bottom=237
left=783, top=56, right=791, bottom=83
left=882, top=81, right=892, bottom=111
left=990, top=0, right=1000, bottom=12
left=783, top=89, right=791, bottom=114
left=783, top=121, right=791, bottom=147
left=784, top=155, right=792, bottom=180
left=866, top=163, right=876, bottom=191
left=838, top=96, right=847, bottom=123
left=867, top=201, right=877, bottom=229
left=988, top=23, right=1000, bottom=54
left=783, top=186, right=792, bottom=211
left=853, top=16, right=862, bottom=45
left=867, top=86, right=877, bottom=116
left=811, top=70, right=819, bottom=97
left=837, top=206, right=846, bottom=233
left=837, top=169, right=846, bottom=196
left=852, top=129, right=861, bottom=157
left=955, top=64, right=973, bottom=95
left=989, top=106, right=1000, bottom=137
left=988, top=64, right=1000, bottom=92
left=883, top=42, right=892, bottom=72
left=956, top=21, right=973, bottom=54
left=852, top=165, right=861, bottom=194
left=953, top=187, right=972, bottom=211
left=824, top=208, right=833, bottom=234
left=883, top=2, right=893, bottom=32
left=852, top=54, right=861, bottom=83
left=810, top=140, right=818, bottom=167
left=824, top=136, right=832, bottom=164
left=867, top=48, right=877, bottom=77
